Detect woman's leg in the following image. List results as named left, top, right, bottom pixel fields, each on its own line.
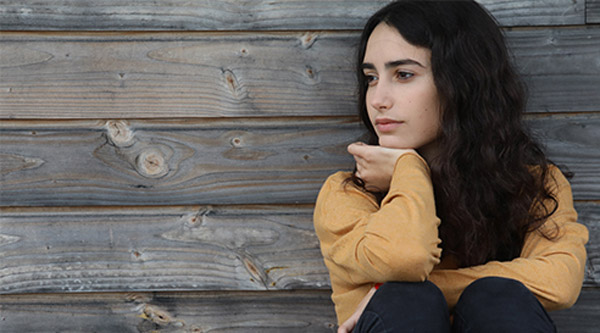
left=452, top=277, right=556, bottom=333
left=354, top=281, right=451, bottom=333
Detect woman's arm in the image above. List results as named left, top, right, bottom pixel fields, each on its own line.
left=314, top=151, right=442, bottom=285
left=429, top=168, right=589, bottom=311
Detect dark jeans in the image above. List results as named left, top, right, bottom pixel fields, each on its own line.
left=353, top=277, right=556, bottom=333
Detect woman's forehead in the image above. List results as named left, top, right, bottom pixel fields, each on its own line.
left=364, top=24, right=431, bottom=67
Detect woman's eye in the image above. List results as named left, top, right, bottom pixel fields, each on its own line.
left=396, top=71, right=414, bottom=80
left=365, top=74, right=378, bottom=85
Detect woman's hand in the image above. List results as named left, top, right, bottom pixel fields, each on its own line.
left=348, top=142, right=415, bottom=192
left=337, top=286, right=378, bottom=333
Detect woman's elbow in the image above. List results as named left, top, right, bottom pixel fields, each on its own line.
left=392, top=248, right=437, bottom=281
left=546, top=282, right=583, bottom=311
left=366, top=244, right=437, bottom=282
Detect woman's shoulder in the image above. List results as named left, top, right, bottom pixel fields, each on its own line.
left=324, top=170, right=354, bottom=186
left=316, top=170, right=376, bottom=206
left=318, top=171, right=356, bottom=198
left=528, top=164, right=571, bottom=191
left=545, top=164, right=572, bottom=195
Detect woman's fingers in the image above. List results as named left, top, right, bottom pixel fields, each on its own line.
left=347, top=141, right=367, bottom=157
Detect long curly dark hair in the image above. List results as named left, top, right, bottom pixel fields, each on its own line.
left=352, top=0, right=561, bottom=267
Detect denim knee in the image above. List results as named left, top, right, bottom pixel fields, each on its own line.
left=453, top=277, right=555, bottom=333
left=355, top=281, right=450, bottom=333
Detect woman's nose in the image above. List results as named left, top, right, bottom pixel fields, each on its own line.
left=370, top=82, right=392, bottom=111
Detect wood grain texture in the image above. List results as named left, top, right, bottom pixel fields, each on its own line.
left=0, top=290, right=338, bottom=332
left=527, top=114, right=600, bottom=201
left=0, top=205, right=329, bottom=294
left=0, top=0, right=584, bottom=31
left=1, top=115, right=599, bottom=207
left=508, top=26, right=600, bottom=113
left=0, top=118, right=362, bottom=206
left=1, top=27, right=598, bottom=119
left=0, top=289, right=598, bottom=332
left=0, top=32, right=358, bottom=119
left=0, top=201, right=597, bottom=294
left=588, top=0, right=600, bottom=23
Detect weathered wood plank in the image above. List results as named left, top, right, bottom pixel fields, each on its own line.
left=508, top=26, right=600, bottom=113
left=0, top=32, right=358, bottom=119
left=0, top=290, right=338, bottom=332
left=0, top=288, right=598, bottom=332
left=0, top=0, right=584, bottom=31
left=0, top=118, right=362, bottom=206
left=1, top=114, right=599, bottom=207
left=588, top=0, right=600, bottom=23
left=0, top=205, right=330, bottom=294
left=527, top=114, right=600, bottom=201
left=0, top=201, right=597, bottom=294
left=1, top=27, right=598, bottom=119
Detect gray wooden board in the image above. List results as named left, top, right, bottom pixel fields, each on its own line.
left=527, top=114, right=600, bottom=201
left=0, top=205, right=330, bottom=294
left=0, top=0, right=585, bottom=31
left=588, top=0, right=600, bottom=23
left=0, top=202, right=597, bottom=295
left=0, top=290, right=338, bottom=332
left=507, top=26, right=600, bottom=114
left=1, top=114, right=599, bottom=207
left=0, top=289, right=598, bottom=332
left=1, top=27, right=599, bottom=119
left=0, top=118, right=362, bottom=206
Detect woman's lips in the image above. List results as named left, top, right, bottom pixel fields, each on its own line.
left=375, top=118, right=403, bottom=132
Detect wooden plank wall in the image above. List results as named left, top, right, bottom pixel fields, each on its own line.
left=0, top=1, right=598, bottom=331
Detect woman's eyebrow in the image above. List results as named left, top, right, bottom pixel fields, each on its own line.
left=386, top=59, right=425, bottom=68
left=361, top=59, right=425, bottom=70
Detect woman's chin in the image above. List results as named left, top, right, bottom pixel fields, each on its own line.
left=378, top=138, right=412, bottom=150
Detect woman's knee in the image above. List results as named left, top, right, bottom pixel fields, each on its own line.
left=453, top=277, right=555, bottom=332
left=358, top=281, right=450, bottom=332
left=370, top=281, right=448, bottom=316
left=382, top=280, right=444, bottom=300
left=458, top=277, right=533, bottom=307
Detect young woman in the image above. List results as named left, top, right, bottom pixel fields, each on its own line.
left=313, top=1, right=589, bottom=332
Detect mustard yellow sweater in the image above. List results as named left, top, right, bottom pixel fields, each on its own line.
left=313, top=153, right=589, bottom=324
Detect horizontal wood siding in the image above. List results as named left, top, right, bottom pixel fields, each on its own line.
left=0, top=0, right=584, bottom=31
left=0, top=118, right=360, bottom=206
left=0, top=203, right=598, bottom=294
left=1, top=27, right=599, bottom=119
left=588, top=0, right=600, bottom=23
left=0, top=206, right=329, bottom=293
left=0, top=289, right=598, bottom=332
left=0, top=291, right=338, bottom=332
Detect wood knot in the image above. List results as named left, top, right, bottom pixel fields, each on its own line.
left=301, top=32, right=318, bottom=49
left=242, top=256, right=268, bottom=288
left=222, top=69, right=240, bottom=96
left=230, top=137, right=243, bottom=147
left=305, top=65, right=316, bottom=79
left=106, top=120, right=135, bottom=147
left=142, top=305, right=178, bottom=325
left=135, top=149, right=169, bottom=178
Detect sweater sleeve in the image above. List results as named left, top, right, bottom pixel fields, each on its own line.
left=313, top=152, right=442, bottom=285
left=428, top=167, right=589, bottom=311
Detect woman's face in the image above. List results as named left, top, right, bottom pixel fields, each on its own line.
left=362, top=23, right=441, bottom=159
